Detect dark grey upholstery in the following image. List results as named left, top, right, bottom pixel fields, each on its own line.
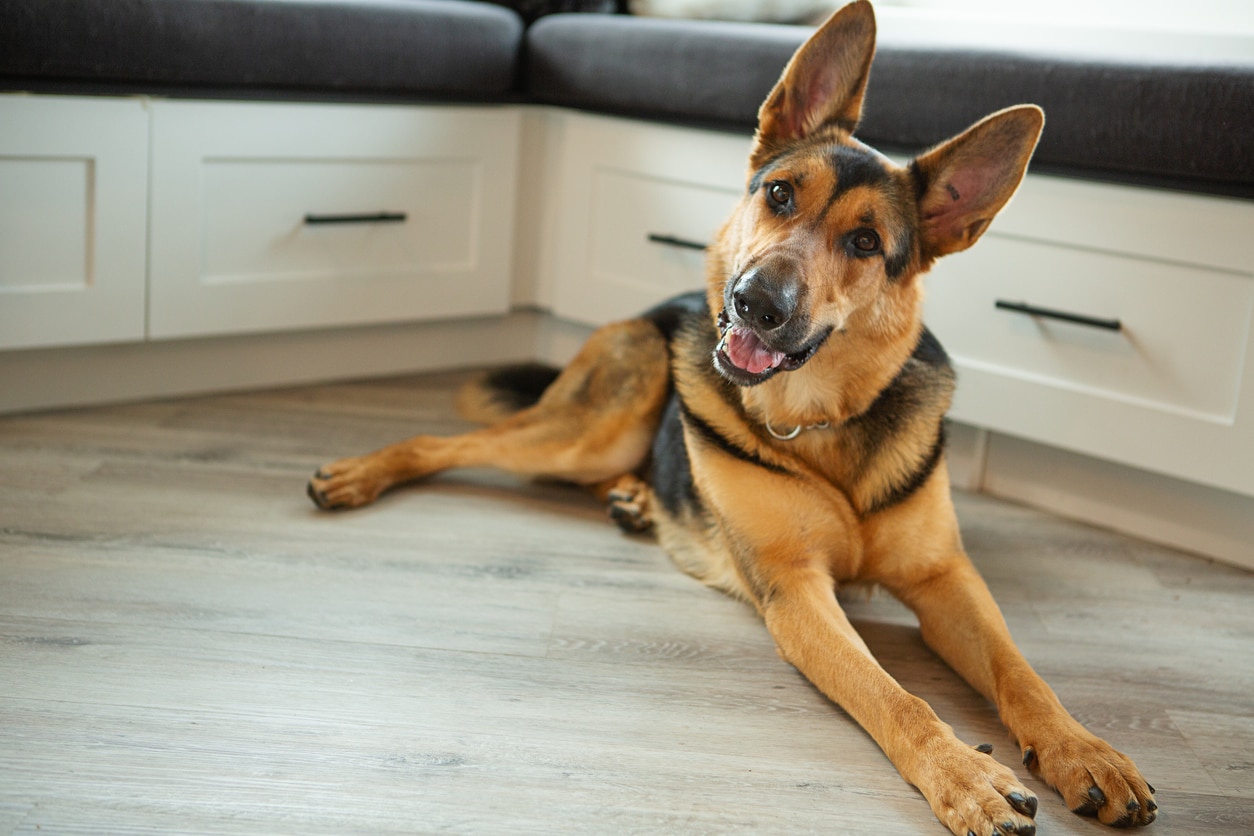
left=2, top=2, right=1250, bottom=195
left=0, top=0, right=524, bottom=100
left=527, top=14, right=1254, bottom=196
left=527, top=15, right=803, bottom=127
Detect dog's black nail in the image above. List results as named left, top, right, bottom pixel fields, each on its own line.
left=1008, top=792, right=1037, bottom=818
left=1107, top=799, right=1141, bottom=827
left=976, top=743, right=994, bottom=754
left=967, top=831, right=977, bottom=836
left=1021, top=747, right=1037, bottom=769
left=1146, top=799, right=1158, bottom=813
left=1070, top=786, right=1104, bottom=818
left=1147, top=782, right=1156, bottom=795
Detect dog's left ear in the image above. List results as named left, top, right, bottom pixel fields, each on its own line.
left=752, top=1, right=876, bottom=169
left=912, top=105, right=1045, bottom=260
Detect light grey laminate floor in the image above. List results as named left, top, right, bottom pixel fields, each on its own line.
left=1, top=370, right=1251, bottom=834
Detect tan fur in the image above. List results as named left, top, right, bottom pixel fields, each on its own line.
left=309, top=4, right=1156, bottom=832
left=453, top=374, right=518, bottom=425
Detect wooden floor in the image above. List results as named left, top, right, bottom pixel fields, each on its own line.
left=1, top=369, right=1252, bottom=835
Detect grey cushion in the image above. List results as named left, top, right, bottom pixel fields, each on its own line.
left=0, top=0, right=524, bottom=100
left=527, top=14, right=1254, bottom=196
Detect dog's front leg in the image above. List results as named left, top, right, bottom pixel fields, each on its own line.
left=690, top=449, right=1037, bottom=834
left=760, top=563, right=1039, bottom=836
left=885, top=551, right=1158, bottom=828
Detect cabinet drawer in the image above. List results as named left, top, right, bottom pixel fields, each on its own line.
left=200, top=158, right=479, bottom=283
left=149, top=101, right=519, bottom=340
left=0, top=96, right=148, bottom=350
left=549, top=114, right=748, bottom=325
left=925, top=235, right=1254, bottom=423
left=588, top=168, right=738, bottom=297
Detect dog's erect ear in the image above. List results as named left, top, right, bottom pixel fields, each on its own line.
left=911, top=105, right=1045, bottom=260
left=751, top=1, right=876, bottom=169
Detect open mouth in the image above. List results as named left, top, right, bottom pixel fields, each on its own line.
left=713, top=309, right=831, bottom=386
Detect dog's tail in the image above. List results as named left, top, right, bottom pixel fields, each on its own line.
left=455, top=363, right=562, bottom=424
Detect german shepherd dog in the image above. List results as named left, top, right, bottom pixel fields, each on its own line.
left=308, top=2, right=1157, bottom=831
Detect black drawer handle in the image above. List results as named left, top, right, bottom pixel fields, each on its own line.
left=647, top=233, right=707, bottom=251
left=304, top=212, right=408, bottom=225
left=995, top=299, right=1122, bottom=332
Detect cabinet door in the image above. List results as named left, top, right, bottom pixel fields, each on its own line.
left=0, top=96, right=148, bottom=350
left=148, top=101, right=519, bottom=339
left=548, top=115, right=748, bottom=325
left=923, top=175, right=1254, bottom=497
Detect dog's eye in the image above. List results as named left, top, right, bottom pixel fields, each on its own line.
left=766, top=181, right=793, bottom=210
left=850, top=229, right=881, bottom=254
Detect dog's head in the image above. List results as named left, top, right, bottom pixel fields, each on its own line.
left=710, top=0, right=1043, bottom=388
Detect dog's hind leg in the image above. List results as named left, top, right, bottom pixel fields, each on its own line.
left=307, top=318, right=671, bottom=511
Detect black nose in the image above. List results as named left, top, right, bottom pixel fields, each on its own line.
left=732, top=269, right=797, bottom=331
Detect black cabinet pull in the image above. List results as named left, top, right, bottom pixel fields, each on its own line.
left=647, top=233, right=707, bottom=251
left=304, top=212, right=408, bottom=225
left=995, top=299, right=1122, bottom=332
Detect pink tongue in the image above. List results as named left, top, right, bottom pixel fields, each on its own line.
left=726, top=327, right=786, bottom=375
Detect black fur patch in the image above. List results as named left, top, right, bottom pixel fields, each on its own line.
left=481, top=363, right=561, bottom=413
left=863, top=424, right=946, bottom=517
left=679, top=401, right=792, bottom=477
left=884, top=227, right=914, bottom=280
left=650, top=394, right=701, bottom=517
left=829, top=144, right=889, bottom=196
left=848, top=326, right=954, bottom=515
left=907, top=158, right=930, bottom=201
left=642, top=291, right=709, bottom=341
left=912, top=326, right=950, bottom=368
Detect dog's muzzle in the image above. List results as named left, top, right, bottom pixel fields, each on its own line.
left=714, top=267, right=831, bottom=386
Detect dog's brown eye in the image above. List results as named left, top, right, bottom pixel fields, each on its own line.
left=851, top=230, right=881, bottom=253
left=766, top=181, right=793, bottom=209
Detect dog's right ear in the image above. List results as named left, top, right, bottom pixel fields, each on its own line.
left=751, top=1, right=876, bottom=170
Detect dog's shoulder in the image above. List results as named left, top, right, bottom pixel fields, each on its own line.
left=641, top=290, right=710, bottom=343
left=842, top=326, right=955, bottom=516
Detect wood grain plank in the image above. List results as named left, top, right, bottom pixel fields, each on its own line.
left=1, top=370, right=1252, bottom=835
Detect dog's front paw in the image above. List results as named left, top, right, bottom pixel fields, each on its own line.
left=1021, top=729, right=1157, bottom=827
left=915, top=739, right=1038, bottom=836
left=307, top=457, right=387, bottom=510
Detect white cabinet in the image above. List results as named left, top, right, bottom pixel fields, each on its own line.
left=548, top=115, right=748, bottom=324
left=0, top=95, right=518, bottom=349
left=924, top=175, right=1254, bottom=496
left=0, top=96, right=148, bottom=350
left=148, top=101, right=519, bottom=339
